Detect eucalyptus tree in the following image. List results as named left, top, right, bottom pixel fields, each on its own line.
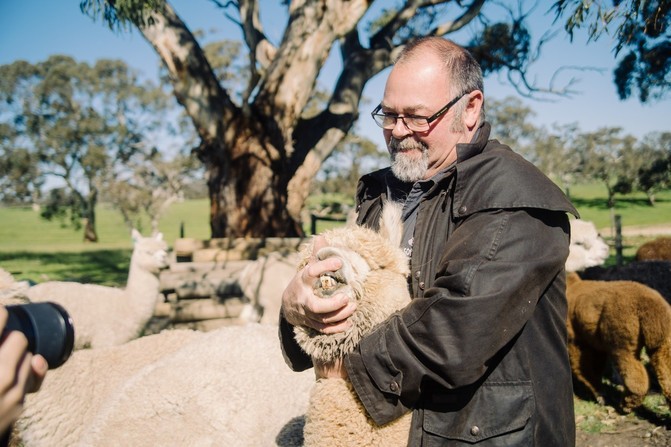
left=81, top=0, right=580, bottom=237
left=0, top=56, right=179, bottom=241
left=636, top=131, right=671, bottom=205
left=573, top=127, right=639, bottom=210
left=553, top=0, right=671, bottom=102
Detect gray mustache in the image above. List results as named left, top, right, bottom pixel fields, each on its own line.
left=389, top=138, right=426, bottom=152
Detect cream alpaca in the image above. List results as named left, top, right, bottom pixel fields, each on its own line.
left=26, top=230, right=168, bottom=349
left=295, top=201, right=413, bottom=447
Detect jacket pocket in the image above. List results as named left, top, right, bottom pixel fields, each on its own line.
left=422, top=381, right=534, bottom=445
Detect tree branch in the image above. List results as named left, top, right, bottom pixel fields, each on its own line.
left=138, top=1, right=239, bottom=143
left=430, top=0, right=486, bottom=35
left=237, top=0, right=277, bottom=106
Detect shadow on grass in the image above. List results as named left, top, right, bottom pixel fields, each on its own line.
left=569, top=196, right=668, bottom=210
left=0, top=250, right=132, bottom=286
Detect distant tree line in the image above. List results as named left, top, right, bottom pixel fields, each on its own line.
left=487, top=96, right=671, bottom=208
left=0, top=56, right=201, bottom=241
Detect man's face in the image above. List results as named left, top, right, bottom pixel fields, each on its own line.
left=381, top=53, right=464, bottom=182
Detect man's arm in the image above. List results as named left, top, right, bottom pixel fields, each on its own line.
left=346, top=209, right=570, bottom=424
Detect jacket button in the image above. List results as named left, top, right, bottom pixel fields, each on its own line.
left=470, top=426, right=480, bottom=436
left=419, top=281, right=425, bottom=290
left=389, top=381, right=399, bottom=392
left=415, top=270, right=421, bottom=279
left=458, top=206, right=467, bottom=214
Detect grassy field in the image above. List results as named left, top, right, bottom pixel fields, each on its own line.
left=0, top=199, right=211, bottom=284
left=1, top=185, right=669, bottom=284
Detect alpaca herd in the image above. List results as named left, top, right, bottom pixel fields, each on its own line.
left=7, top=205, right=413, bottom=446
left=2, top=218, right=670, bottom=445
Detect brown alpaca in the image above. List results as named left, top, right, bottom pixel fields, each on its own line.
left=636, top=237, right=671, bottom=261
left=566, top=272, right=671, bottom=412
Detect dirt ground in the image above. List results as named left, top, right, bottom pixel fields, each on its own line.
left=575, top=406, right=671, bottom=447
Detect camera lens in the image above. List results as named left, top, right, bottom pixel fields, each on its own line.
left=3, top=302, right=75, bottom=369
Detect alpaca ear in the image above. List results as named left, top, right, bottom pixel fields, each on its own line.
left=155, top=232, right=164, bottom=242
left=378, top=201, right=404, bottom=248
left=131, top=228, right=141, bottom=243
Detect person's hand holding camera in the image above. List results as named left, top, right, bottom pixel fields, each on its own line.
left=0, top=305, right=48, bottom=435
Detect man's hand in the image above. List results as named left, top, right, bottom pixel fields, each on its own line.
left=281, top=236, right=357, bottom=335
left=0, top=306, right=49, bottom=435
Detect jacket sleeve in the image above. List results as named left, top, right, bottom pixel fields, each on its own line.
left=345, top=208, right=570, bottom=425
left=278, top=309, right=313, bottom=372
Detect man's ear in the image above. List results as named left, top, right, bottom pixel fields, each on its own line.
left=463, top=90, right=483, bottom=129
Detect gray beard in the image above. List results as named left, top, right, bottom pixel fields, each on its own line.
left=389, top=138, right=429, bottom=183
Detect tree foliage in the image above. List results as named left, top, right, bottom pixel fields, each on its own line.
left=487, top=96, right=669, bottom=204
left=0, top=56, right=189, bottom=241
left=635, top=131, right=671, bottom=204
left=79, top=0, right=590, bottom=238
left=106, top=147, right=202, bottom=234
left=552, top=0, right=671, bottom=102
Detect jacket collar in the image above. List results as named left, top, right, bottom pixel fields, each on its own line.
left=456, top=122, right=491, bottom=164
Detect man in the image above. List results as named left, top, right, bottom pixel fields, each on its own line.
left=280, top=37, right=578, bottom=446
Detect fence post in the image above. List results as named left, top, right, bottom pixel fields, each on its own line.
left=180, top=221, right=185, bottom=238
left=614, top=215, right=623, bottom=266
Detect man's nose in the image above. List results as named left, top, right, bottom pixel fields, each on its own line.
left=391, top=117, right=412, bottom=139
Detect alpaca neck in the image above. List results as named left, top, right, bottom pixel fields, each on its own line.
left=124, top=256, right=160, bottom=315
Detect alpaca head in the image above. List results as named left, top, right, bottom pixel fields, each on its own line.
left=0, top=268, right=31, bottom=305
left=565, top=219, right=610, bottom=273
left=294, top=202, right=411, bottom=363
left=130, top=230, right=170, bottom=274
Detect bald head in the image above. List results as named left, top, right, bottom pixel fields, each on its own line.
left=394, top=37, right=485, bottom=123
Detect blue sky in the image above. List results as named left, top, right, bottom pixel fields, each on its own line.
left=1, top=0, right=669, bottom=146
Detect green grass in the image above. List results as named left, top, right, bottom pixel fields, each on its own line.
left=0, top=199, right=211, bottom=252
left=567, top=184, right=671, bottom=230
left=0, top=199, right=211, bottom=285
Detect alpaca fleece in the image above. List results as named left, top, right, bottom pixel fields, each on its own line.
left=14, top=324, right=313, bottom=447
left=294, top=202, right=413, bottom=447
left=566, top=272, right=671, bottom=412
left=636, top=237, right=671, bottom=261
left=580, top=261, right=671, bottom=304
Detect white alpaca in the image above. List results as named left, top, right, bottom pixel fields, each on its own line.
left=566, top=219, right=610, bottom=273
left=0, top=268, right=31, bottom=306
left=25, top=230, right=169, bottom=349
left=237, top=250, right=302, bottom=324
left=15, top=324, right=313, bottom=447
left=14, top=204, right=412, bottom=446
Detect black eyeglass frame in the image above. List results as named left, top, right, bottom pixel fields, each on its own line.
left=371, top=91, right=469, bottom=131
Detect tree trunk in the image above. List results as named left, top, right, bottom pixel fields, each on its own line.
left=200, top=131, right=303, bottom=238
left=82, top=189, right=99, bottom=242
left=129, top=0, right=492, bottom=238
left=83, top=218, right=99, bottom=242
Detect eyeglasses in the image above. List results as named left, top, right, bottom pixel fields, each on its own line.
left=371, top=91, right=468, bottom=132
